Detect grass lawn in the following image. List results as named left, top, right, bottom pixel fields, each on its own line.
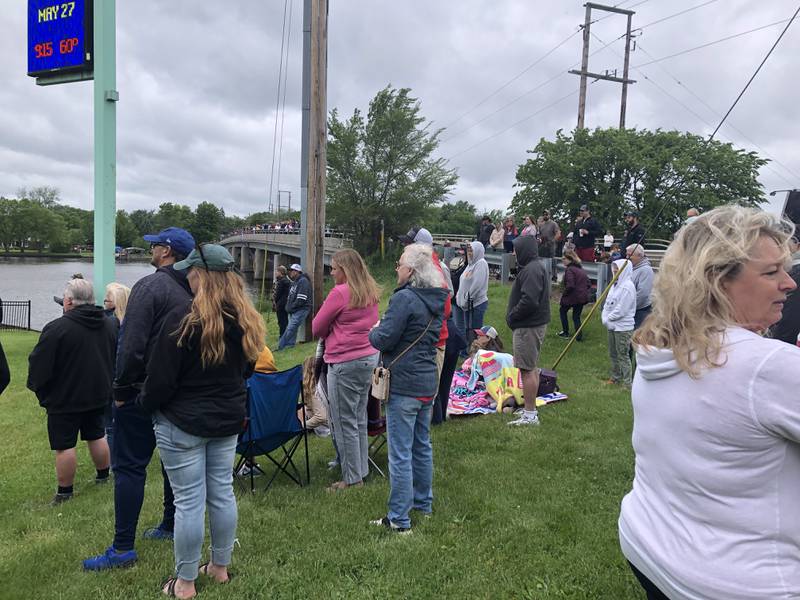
left=0, top=282, right=643, bottom=599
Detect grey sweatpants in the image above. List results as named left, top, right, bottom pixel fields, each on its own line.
left=327, top=353, right=379, bottom=484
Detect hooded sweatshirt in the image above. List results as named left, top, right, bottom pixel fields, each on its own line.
left=456, top=241, right=489, bottom=309
left=631, top=257, right=654, bottom=310
left=27, top=304, right=118, bottom=414
left=368, top=284, right=448, bottom=398
left=620, top=328, right=800, bottom=600
left=506, top=236, right=550, bottom=329
left=601, top=259, right=636, bottom=331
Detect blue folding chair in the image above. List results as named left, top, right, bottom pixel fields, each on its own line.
left=234, top=366, right=310, bottom=493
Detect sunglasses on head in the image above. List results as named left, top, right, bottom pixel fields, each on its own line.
left=196, top=243, right=210, bottom=271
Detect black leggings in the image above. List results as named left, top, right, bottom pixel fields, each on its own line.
left=559, top=303, right=585, bottom=337
left=628, top=562, right=670, bottom=600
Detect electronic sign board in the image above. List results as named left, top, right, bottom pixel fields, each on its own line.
left=27, top=0, right=93, bottom=78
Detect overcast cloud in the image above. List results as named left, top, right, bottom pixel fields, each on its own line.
left=2, top=0, right=798, bottom=220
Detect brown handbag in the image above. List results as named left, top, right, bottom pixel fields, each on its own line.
left=370, top=315, right=435, bottom=401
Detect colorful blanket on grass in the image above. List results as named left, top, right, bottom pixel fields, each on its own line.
left=464, top=350, right=524, bottom=412
left=447, top=369, right=494, bottom=415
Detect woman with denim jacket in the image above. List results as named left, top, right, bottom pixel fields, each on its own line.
left=368, top=243, right=447, bottom=534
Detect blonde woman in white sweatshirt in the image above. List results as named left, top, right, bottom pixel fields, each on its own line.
left=620, top=206, right=800, bottom=600
left=601, top=258, right=636, bottom=386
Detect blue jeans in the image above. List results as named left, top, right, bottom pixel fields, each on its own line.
left=112, top=401, right=175, bottom=551
left=386, top=394, right=433, bottom=528
left=154, top=413, right=238, bottom=581
left=278, top=308, right=309, bottom=350
left=452, top=300, right=488, bottom=343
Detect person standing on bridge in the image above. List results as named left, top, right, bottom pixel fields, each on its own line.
left=278, top=264, right=312, bottom=350
left=572, top=205, right=603, bottom=263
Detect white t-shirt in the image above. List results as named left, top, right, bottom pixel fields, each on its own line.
left=620, top=327, right=800, bottom=599
left=604, top=234, right=614, bottom=248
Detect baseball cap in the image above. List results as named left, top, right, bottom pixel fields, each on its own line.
left=289, top=263, right=303, bottom=272
left=474, top=326, right=498, bottom=340
left=579, top=204, right=589, bottom=212
left=397, top=226, right=434, bottom=246
left=173, top=244, right=235, bottom=272
left=142, top=227, right=195, bottom=258
left=623, top=210, right=638, bottom=217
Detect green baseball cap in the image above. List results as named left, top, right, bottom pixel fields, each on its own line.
left=174, top=244, right=236, bottom=272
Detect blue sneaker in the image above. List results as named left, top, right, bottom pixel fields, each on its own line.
left=142, top=526, right=174, bottom=541
left=82, top=546, right=138, bottom=571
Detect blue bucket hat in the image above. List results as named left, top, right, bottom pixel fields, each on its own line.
left=142, top=227, right=195, bottom=258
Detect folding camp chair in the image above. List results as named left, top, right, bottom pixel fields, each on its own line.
left=234, top=366, right=310, bottom=493
left=367, top=393, right=387, bottom=478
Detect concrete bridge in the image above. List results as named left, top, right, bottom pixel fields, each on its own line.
left=219, top=231, right=351, bottom=280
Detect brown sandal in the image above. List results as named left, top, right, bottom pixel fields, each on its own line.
left=199, top=562, right=234, bottom=583
left=326, top=480, right=364, bottom=493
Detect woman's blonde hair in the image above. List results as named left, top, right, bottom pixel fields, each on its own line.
left=633, top=205, right=794, bottom=378
left=331, top=248, right=381, bottom=308
left=176, top=270, right=266, bottom=368
left=563, top=249, right=581, bottom=266
left=105, top=282, right=131, bottom=322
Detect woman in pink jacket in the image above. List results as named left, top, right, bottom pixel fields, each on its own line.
left=312, top=249, right=381, bottom=491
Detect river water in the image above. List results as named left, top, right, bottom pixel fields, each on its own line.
left=0, top=257, right=267, bottom=331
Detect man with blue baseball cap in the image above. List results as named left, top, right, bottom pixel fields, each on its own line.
left=84, top=226, right=196, bottom=571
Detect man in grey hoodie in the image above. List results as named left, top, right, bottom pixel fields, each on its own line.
left=506, top=236, right=551, bottom=426
left=626, top=245, right=654, bottom=329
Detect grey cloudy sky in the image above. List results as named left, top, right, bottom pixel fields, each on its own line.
left=1, top=0, right=798, bottom=219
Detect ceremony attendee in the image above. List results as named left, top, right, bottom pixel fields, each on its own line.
left=272, top=265, right=292, bottom=338
left=506, top=235, right=550, bottom=426
left=622, top=210, right=645, bottom=250
left=502, top=218, right=518, bottom=253
left=520, top=216, right=537, bottom=237
left=685, top=207, right=700, bottom=225
left=368, top=243, right=447, bottom=533
left=620, top=206, right=800, bottom=599
left=102, top=282, right=131, bottom=458
left=557, top=250, right=590, bottom=340
left=312, top=248, right=380, bottom=492
left=27, top=278, right=115, bottom=505
left=603, top=231, right=615, bottom=252
left=141, top=244, right=264, bottom=599
left=489, top=222, right=504, bottom=250
left=770, top=236, right=800, bottom=345
left=0, top=339, right=9, bottom=397
left=477, top=216, right=494, bottom=247
left=626, top=244, right=654, bottom=329
left=537, top=211, right=559, bottom=260
left=572, top=205, right=603, bottom=262
left=432, top=315, right=467, bottom=426
left=454, top=241, right=490, bottom=340
left=278, top=264, right=312, bottom=350
left=601, top=259, right=636, bottom=387
left=84, top=226, right=195, bottom=571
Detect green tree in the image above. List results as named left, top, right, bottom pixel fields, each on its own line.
left=116, top=211, right=139, bottom=248
left=327, top=86, right=458, bottom=254
left=129, top=209, right=157, bottom=239
left=0, top=198, right=18, bottom=251
left=510, top=128, right=767, bottom=239
left=424, top=200, right=479, bottom=236
left=155, top=202, right=195, bottom=233
left=193, top=201, right=225, bottom=243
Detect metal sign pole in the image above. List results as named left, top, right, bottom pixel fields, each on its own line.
left=92, top=0, right=117, bottom=301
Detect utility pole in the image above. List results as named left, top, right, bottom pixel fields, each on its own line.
left=300, top=0, right=328, bottom=341
left=569, top=2, right=636, bottom=129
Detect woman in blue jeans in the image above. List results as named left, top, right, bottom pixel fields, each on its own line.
left=368, top=243, right=448, bottom=533
left=140, top=244, right=265, bottom=599
left=454, top=241, right=490, bottom=340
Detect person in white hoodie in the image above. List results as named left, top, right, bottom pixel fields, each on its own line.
left=601, top=258, right=636, bottom=386
left=454, top=241, right=490, bottom=339
left=619, top=206, right=800, bottom=600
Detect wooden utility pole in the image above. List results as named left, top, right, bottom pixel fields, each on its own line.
left=569, top=2, right=636, bottom=129
left=300, top=0, right=328, bottom=340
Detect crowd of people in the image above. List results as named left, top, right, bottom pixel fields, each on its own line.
left=4, top=201, right=800, bottom=598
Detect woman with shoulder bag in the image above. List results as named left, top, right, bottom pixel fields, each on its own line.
left=312, top=249, right=380, bottom=492
left=368, top=244, right=448, bottom=533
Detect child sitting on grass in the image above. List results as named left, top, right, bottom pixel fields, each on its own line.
left=463, top=327, right=524, bottom=413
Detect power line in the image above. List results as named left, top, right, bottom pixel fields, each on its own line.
left=632, top=18, right=792, bottom=68
left=633, top=0, right=719, bottom=32
left=442, top=29, right=582, bottom=131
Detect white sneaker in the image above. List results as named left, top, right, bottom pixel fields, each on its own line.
left=236, top=463, right=261, bottom=476
left=507, top=412, right=540, bottom=426
left=370, top=516, right=412, bottom=535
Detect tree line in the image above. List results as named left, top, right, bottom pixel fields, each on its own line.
left=3, top=86, right=770, bottom=255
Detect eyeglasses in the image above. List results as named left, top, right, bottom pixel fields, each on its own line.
left=150, top=242, right=168, bottom=250
left=196, top=243, right=210, bottom=271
